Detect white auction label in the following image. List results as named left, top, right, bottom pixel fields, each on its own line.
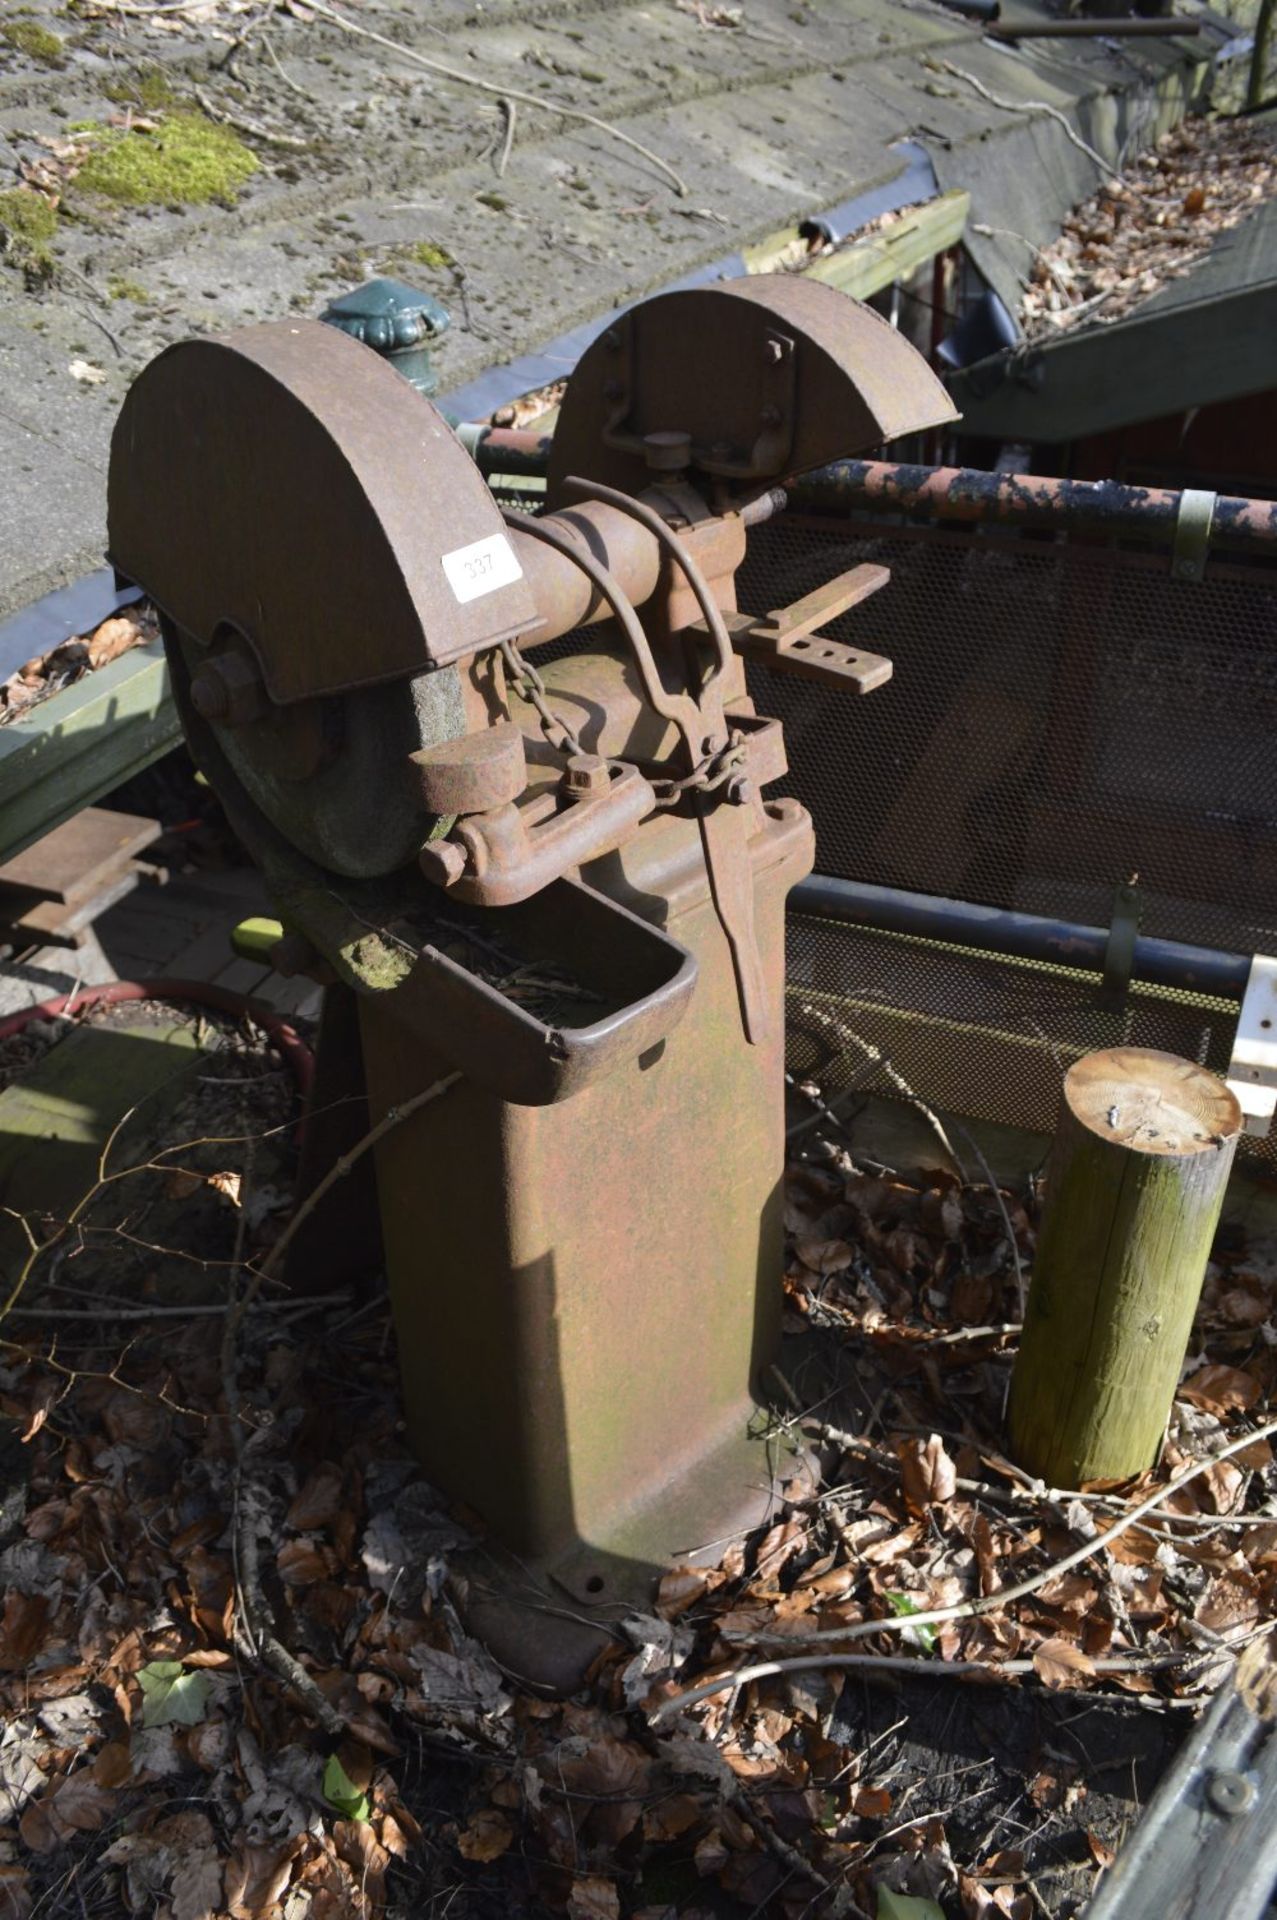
left=441, top=532, right=523, bottom=604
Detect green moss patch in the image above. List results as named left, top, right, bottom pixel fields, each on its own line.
left=74, top=111, right=258, bottom=209
left=406, top=240, right=453, bottom=270
left=103, top=67, right=177, bottom=112
left=107, top=273, right=151, bottom=303
left=1, top=19, right=64, bottom=64
left=0, top=189, right=58, bottom=275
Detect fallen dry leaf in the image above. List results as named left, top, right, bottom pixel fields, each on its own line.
left=1032, top=1638, right=1096, bottom=1691
left=897, top=1433, right=957, bottom=1513
left=1178, top=1364, right=1261, bottom=1415
left=456, top=1808, right=514, bottom=1863
left=566, top=1878, right=621, bottom=1920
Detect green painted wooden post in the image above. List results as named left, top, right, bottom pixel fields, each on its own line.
left=1009, top=1047, right=1242, bottom=1488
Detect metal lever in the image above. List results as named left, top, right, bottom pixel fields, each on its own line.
left=702, top=563, right=894, bottom=694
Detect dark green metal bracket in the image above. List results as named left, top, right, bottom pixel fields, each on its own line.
left=1102, top=873, right=1143, bottom=1008
left=320, top=277, right=450, bottom=397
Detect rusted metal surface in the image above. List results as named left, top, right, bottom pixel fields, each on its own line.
left=108, top=320, right=542, bottom=702
left=409, top=720, right=527, bottom=816
left=546, top=277, right=958, bottom=507
left=111, top=275, right=959, bottom=1683
left=476, top=436, right=1277, bottom=556
left=787, top=460, right=1277, bottom=552
left=360, top=799, right=813, bottom=1589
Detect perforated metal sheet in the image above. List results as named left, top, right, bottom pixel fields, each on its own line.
left=739, top=518, right=1277, bottom=959
left=499, top=486, right=1275, bottom=1164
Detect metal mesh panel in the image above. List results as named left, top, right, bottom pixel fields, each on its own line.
left=745, top=516, right=1275, bottom=1167
left=498, top=485, right=1274, bottom=1162
left=786, top=914, right=1241, bottom=1146
left=739, top=519, right=1277, bottom=958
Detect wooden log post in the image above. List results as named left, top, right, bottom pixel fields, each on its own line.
left=1009, top=1047, right=1242, bottom=1488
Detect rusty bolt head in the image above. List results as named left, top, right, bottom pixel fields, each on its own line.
left=419, top=839, right=468, bottom=888
left=603, top=328, right=621, bottom=350
left=561, top=753, right=611, bottom=801
left=725, top=773, right=753, bottom=806
left=190, top=652, right=268, bottom=727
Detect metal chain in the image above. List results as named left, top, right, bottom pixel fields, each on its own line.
left=498, top=636, right=587, bottom=760
left=500, top=636, right=750, bottom=806
left=651, top=726, right=749, bottom=808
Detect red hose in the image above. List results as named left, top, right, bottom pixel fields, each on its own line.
left=0, top=978, right=315, bottom=1094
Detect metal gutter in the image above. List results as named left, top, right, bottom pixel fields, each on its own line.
left=0, top=569, right=143, bottom=685
left=789, top=874, right=1252, bottom=1001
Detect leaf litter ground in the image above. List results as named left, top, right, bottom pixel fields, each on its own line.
left=1, top=1002, right=1275, bottom=1920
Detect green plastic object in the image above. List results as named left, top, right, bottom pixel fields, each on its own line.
left=231, top=915, right=284, bottom=963
left=320, top=276, right=450, bottom=396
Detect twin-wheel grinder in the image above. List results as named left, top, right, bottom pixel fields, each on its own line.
left=108, top=278, right=955, bottom=1684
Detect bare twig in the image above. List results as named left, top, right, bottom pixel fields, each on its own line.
left=496, top=96, right=517, bottom=178
left=795, top=1000, right=965, bottom=1177
left=952, top=1121, right=1027, bottom=1320
left=654, top=1646, right=1217, bottom=1722
left=192, top=82, right=309, bottom=148
left=5, top=1290, right=350, bottom=1320
left=733, top=1417, right=1277, bottom=1652
left=260, top=27, right=311, bottom=96
left=942, top=62, right=1150, bottom=195
left=290, top=0, right=689, bottom=196
left=219, top=1143, right=346, bottom=1734
left=256, top=1068, right=461, bottom=1293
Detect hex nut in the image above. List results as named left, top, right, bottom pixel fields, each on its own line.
left=562, top=754, right=611, bottom=800
left=419, top=839, right=468, bottom=887
left=190, top=652, right=267, bottom=727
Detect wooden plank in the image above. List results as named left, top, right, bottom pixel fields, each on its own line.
left=801, top=190, right=970, bottom=302
left=742, top=189, right=970, bottom=296
left=2, top=869, right=143, bottom=949
left=0, top=807, right=160, bottom=906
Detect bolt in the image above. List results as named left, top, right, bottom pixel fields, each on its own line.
left=419, top=839, right=467, bottom=887
left=1206, top=1770, right=1255, bottom=1817
left=603, top=328, right=621, bottom=350
left=725, top=773, right=753, bottom=805
left=760, top=404, right=782, bottom=427
left=562, top=753, right=611, bottom=800
left=603, top=379, right=624, bottom=402
left=189, top=651, right=267, bottom=727
left=642, top=429, right=692, bottom=473
left=764, top=337, right=785, bottom=365
left=190, top=666, right=229, bottom=721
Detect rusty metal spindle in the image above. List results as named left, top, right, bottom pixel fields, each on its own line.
left=502, top=506, right=704, bottom=770
left=561, top=474, right=737, bottom=687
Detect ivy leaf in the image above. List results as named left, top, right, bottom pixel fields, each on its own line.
left=876, top=1891, right=946, bottom=1920
left=137, top=1660, right=212, bottom=1728
left=884, top=1593, right=938, bottom=1654
left=322, top=1753, right=370, bottom=1822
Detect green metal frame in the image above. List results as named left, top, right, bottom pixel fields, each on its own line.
left=0, top=644, right=179, bottom=866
